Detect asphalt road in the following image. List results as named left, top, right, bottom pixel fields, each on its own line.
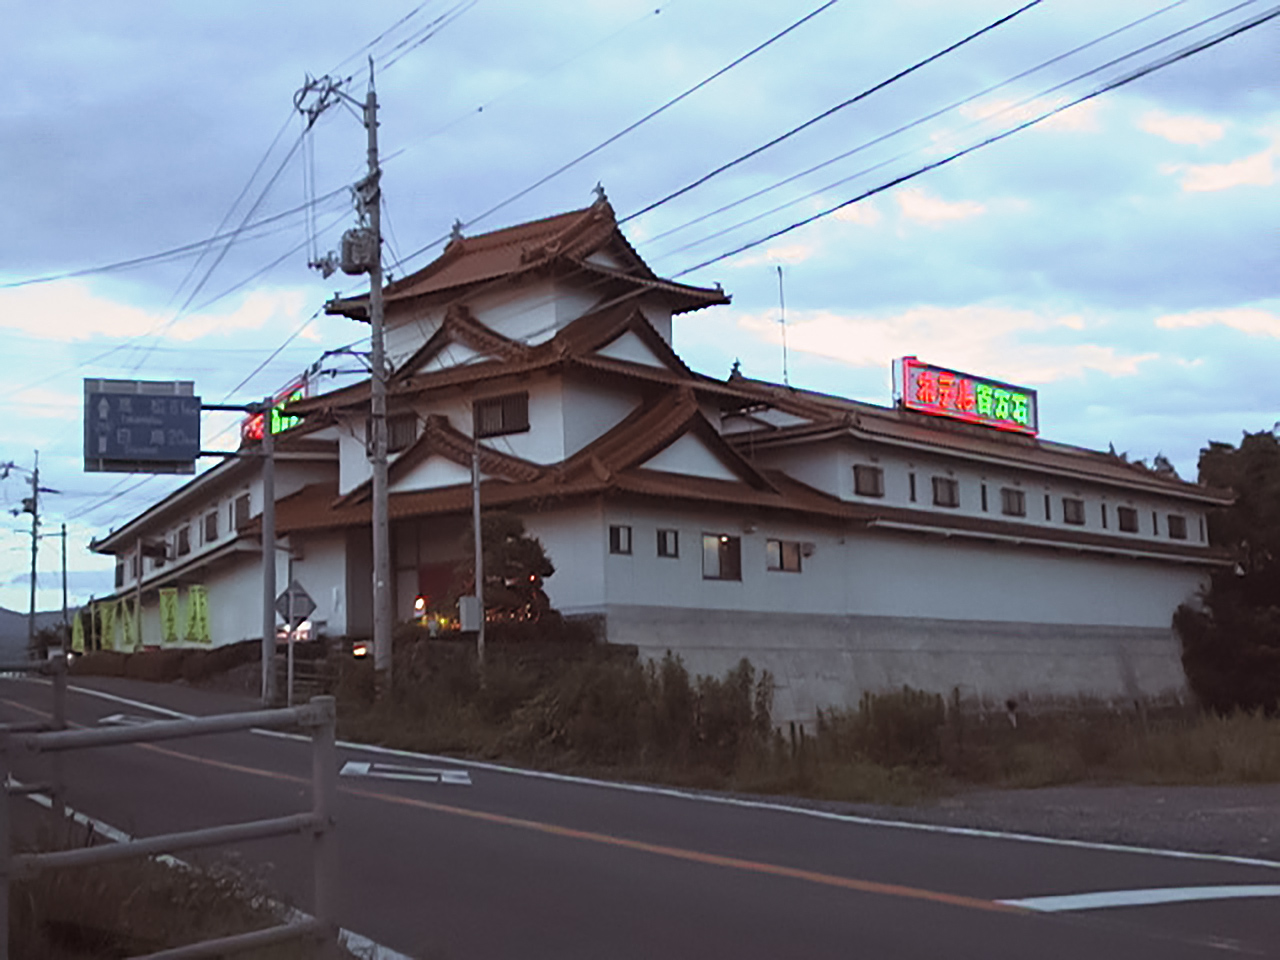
left=2, top=676, right=1277, bottom=959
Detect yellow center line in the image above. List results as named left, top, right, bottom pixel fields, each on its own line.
left=1, top=697, right=1023, bottom=916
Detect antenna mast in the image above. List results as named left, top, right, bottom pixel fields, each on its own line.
left=776, top=265, right=789, bottom=388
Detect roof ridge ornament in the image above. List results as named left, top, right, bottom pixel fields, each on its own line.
left=450, top=219, right=464, bottom=242
left=593, top=182, right=607, bottom=204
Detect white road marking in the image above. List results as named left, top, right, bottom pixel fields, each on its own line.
left=340, top=760, right=472, bottom=786
left=99, top=712, right=154, bottom=726
left=20, top=781, right=414, bottom=960
left=51, top=680, right=1280, bottom=872
left=1001, top=884, right=1280, bottom=912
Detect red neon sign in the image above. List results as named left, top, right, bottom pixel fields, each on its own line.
left=897, top=358, right=1038, bottom=435
left=240, top=377, right=308, bottom=442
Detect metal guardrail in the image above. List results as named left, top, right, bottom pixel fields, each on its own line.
left=0, top=671, right=339, bottom=960
left=0, top=659, right=67, bottom=819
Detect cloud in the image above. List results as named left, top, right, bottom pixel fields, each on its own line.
left=1155, top=307, right=1280, bottom=338
left=1162, top=146, right=1275, bottom=193
left=896, top=187, right=984, bottom=224
left=959, top=96, right=1101, bottom=133
left=730, top=243, right=816, bottom=268
left=1138, top=111, right=1225, bottom=146
left=833, top=201, right=882, bottom=226
left=736, top=304, right=1155, bottom=383
left=0, top=281, right=312, bottom=344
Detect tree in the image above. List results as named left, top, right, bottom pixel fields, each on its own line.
left=1176, top=430, right=1280, bottom=713
left=455, top=512, right=556, bottom=622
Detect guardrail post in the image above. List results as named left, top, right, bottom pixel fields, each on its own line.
left=49, top=659, right=66, bottom=821
left=0, top=730, right=11, bottom=960
left=310, top=696, right=338, bottom=958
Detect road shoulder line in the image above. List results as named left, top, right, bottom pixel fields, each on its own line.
left=61, top=679, right=1280, bottom=873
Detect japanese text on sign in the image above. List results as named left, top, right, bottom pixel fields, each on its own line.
left=897, top=358, right=1038, bottom=435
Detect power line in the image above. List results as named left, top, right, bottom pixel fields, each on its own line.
left=388, top=0, right=843, bottom=275
left=641, top=0, right=1189, bottom=250
left=621, top=0, right=1045, bottom=225
left=654, top=0, right=1237, bottom=262
left=382, top=0, right=480, bottom=72
left=672, top=5, right=1280, bottom=278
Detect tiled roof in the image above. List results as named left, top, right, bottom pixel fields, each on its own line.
left=326, top=199, right=726, bottom=319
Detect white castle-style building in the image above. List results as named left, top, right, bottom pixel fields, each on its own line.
left=91, top=197, right=1230, bottom=722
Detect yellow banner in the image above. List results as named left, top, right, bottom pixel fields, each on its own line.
left=119, top=602, right=136, bottom=652
left=99, top=601, right=117, bottom=652
left=185, top=585, right=211, bottom=644
left=159, top=588, right=180, bottom=645
left=71, top=610, right=85, bottom=654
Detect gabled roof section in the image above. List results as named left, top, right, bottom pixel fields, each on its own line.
left=391, top=304, right=532, bottom=384
left=325, top=195, right=728, bottom=320
left=336, top=414, right=545, bottom=507
left=561, top=386, right=774, bottom=491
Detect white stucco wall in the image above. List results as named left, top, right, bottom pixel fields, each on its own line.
left=562, top=378, right=641, bottom=458
left=640, top=435, right=739, bottom=481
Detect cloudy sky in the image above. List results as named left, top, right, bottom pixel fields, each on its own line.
left=2, top=0, right=1276, bottom=613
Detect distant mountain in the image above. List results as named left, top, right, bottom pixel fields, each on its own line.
left=0, top=606, right=64, bottom=659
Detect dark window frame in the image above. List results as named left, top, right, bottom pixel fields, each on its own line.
left=766, top=538, right=802, bottom=573
left=853, top=464, right=885, bottom=498
left=657, top=528, right=679, bottom=558
left=1167, top=514, right=1188, bottom=540
left=1000, top=487, right=1026, bottom=517
left=1062, top=497, right=1086, bottom=526
left=1117, top=506, right=1139, bottom=533
left=474, top=392, right=530, bottom=439
left=702, top=533, right=742, bottom=581
left=608, top=524, right=632, bottom=555
left=234, top=493, right=251, bottom=531
left=176, top=525, right=191, bottom=557
left=932, top=476, right=959, bottom=509
left=204, top=510, right=218, bottom=544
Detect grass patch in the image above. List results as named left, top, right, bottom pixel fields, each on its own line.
left=329, top=642, right=1280, bottom=807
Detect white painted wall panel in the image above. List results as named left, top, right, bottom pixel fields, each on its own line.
left=641, top=434, right=739, bottom=481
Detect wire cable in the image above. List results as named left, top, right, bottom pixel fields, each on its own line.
left=387, top=0, right=842, bottom=275
left=622, top=0, right=1045, bottom=225
left=671, top=5, right=1280, bottom=278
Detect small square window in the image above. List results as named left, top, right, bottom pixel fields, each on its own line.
left=657, top=528, right=679, bottom=558
left=1167, top=515, right=1187, bottom=540
left=853, top=464, right=884, bottom=498
left=766, top=539, right=802, bottom=573
left=474, top=392, right=530, bottom=438
left=702, top=533, right=741, bottom=581
left=609, top=525, right=632, bottom=555
left=1117, top=506, right=1139, bottom=533
left=365, top=413, right=418, bottom=454
left=1062, top=498, right=1085, bottom=525
left=1000, top=488, right=1026, bottom=517
left=932, top=476, right=959, bottom=508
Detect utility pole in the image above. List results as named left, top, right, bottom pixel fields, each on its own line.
left=60, top=523, right=68, bottom=646
left=471, top=444, right=485, bottom=671
left=296, top=60, right=391, bottom=693
left=261, top=396, right=277, bottom=704
left=365, top=64, right=392, bottom=696
left=27, top=452, right=39, bottom=654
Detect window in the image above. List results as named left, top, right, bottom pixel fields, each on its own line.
left=115, top=560, right=124, bottom=588
left=908, top=472, right=917, bottom=502
left=932, top=476, right=959, bottom=508
left=1062, top=497, right=1085, bottom=525
left=766, top=539, right=802, bottom=573
left=657, top=528, right=679, bottom=558
left=1101, top=503, right=1108, bottom=529
left=204, top=510, right=218, bottom=544
left=129, top=554, right=138, bottom=579
left=176, top=525, right=191, bottom=557
left=154, top=541, right=166, bottom=569
left=474, top=392, right=529, bottom=438
left=365, top=413, right=418, bottom=454
left=980, top=484, right=988, bottom=513
left=609, top=524, right=632, bottom=555
left=702, top=533, right=741, bottom=581
left=1167, top=514, right=1188, bottom=540
left=1117, top=506, right=1139, bottom=533
left=853, top=464, right=884, bottom=497
left=1199, top=516, right=1206, bottom=542
left=1044, top=493, right=1052, bottom=521
left=1152, top=511, right=1159, bottom=536
left=1000, top=487, right=1026, bottom=517
left=234, top=493, right=251, bottom=531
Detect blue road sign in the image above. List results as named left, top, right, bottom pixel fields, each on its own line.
left=84, top=380, right=201, bottom=473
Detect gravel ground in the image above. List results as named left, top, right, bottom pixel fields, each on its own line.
left=805, top=783, right=1280, bottom=863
